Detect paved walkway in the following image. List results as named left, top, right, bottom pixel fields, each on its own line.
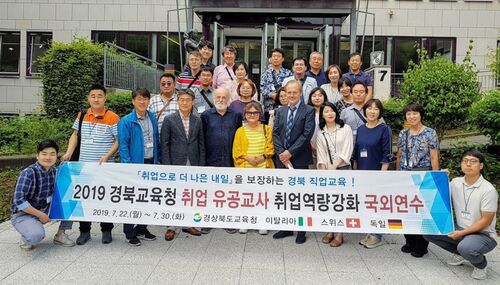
left=0, top=221, right=499, bottom=284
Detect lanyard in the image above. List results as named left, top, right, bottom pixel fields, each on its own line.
left=462, top=183, right=478, bottom=212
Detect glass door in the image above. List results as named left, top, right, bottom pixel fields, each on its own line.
left=212, top=22, right=225, bottom=65
left=317, top=25, right=332, bottom=68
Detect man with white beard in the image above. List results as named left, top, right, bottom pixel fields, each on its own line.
left=200, top=88, right=242, bottom=234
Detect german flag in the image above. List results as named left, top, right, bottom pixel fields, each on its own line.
left=388, top=219, right=403, bottom=229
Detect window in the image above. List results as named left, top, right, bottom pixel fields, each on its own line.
left=427, top=38, right=454, bottom=61
left=27, top=32, right=53, bottom=75
left=393, top=38, right=420, bottom=74
left=158, top=33, right=182, bottom=73
left=126, top=33, right=150, bottom=59
left=0, top=32, right=21, bottom=74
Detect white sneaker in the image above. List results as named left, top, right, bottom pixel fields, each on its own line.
left=239, top=229, right=248, bottom=234
left=258, top=230, right=268, bottom=235
left=363, top=235, right=383, bottom=249
left=471, top=266, right=487, bottom=280
left=19, top=241, right=34, bottom=251
left=447, top=254, right=467, bottom=266
left=54, top=233, right=76, bottom=247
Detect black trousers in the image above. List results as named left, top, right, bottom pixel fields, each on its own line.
left=404, top=234, right=429, bottom=254
left=79, top=222, right=114, bottom=233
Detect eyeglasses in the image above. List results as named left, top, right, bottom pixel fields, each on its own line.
left=461, top=158, right=480, bottom=165
left=245, top=112, right=260, bottom=116
left=161, top=82, right=173, bottom=87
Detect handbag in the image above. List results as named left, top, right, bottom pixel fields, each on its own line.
left=69, top=109, right=85, bottom=161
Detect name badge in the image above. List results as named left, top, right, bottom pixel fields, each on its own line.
left=360, top=148, right=368, bottom=158
left=46, top=196, right=52, bottom=204
left=197, top=106, right=206, bottom=113
left=460, top=210, right=471, bottom=221
left=82, top=138, right=94, bottom=144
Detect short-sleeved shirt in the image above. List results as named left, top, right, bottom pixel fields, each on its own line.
left=354, top=124, right=392, bottom=170
left=334, top=99, right=353, bottom=116
left=340, top=105, right=366, bottom=142
left=243, top=126, right=266, bottom=168
left=260, top=66, right=293, bottom=111
left=72, top=108, right=119, bottom=162
left=320, top=83, right=341, bottom=104
left=397, top=127, right=439, bottom=170
left=176, top=70, right=201, bottom=91
left=342, top=70, right=373, bottom=86
left=148, top=94, right=178, bottom=132
left=193, top=87, right=214, bottom=115
left=450, top=176, right=498, bottom=238
left=306, top=70, right=328, bottom=86
left=213, top=63, right=235, bottom=89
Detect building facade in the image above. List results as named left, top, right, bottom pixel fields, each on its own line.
left=0, top=0, right=498, bottom=114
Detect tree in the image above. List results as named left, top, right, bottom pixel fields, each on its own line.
left=399, top=43, right=480, bottom=139
left=38, top=38, right=104, bottom=118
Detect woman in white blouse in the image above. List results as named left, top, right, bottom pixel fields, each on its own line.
left=320, top=65, right=342, bottom=103
left=316, top=101, right=354, bottom=248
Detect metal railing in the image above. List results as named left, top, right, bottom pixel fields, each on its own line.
left=477, top=70, right=498, bottom=93
left=390, top=70, right=498, bottom=98
left=103, top=42, right=165, bottom=94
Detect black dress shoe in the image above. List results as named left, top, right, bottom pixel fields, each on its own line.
left=401, top=244, right=413, bottom=253
left=273, top=231, right=294, bottom=239
left=295, top=233, right=306, bottom=244
left=410, top=249, right=428, bottom=258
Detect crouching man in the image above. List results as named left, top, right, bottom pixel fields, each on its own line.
left=11, top=140, right=75, bottom=250
left=425, top=150, right=498, bottom=280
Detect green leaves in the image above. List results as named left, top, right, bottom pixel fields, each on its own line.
left=469, top=89, right=500, bottom=145
left=38, top=38, right=105, bottom=119
left=399, top=47, right=480, bottom=139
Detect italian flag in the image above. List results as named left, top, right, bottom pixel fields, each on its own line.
left=298, top=216, right=313, bottom=227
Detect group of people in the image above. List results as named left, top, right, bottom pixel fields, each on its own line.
left=11, top=40, right=497, bottom=280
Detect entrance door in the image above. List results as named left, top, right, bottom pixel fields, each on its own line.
left=317, top=25, right=333, bottom=68
left=212, top=22, right=225, bottom=65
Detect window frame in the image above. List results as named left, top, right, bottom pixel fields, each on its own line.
left=0, top=31, right=21, bottom=76
left=26, top=31, right=53, bottom=76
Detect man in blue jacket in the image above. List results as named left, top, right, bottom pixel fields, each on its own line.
left=118, top=88, right=159, bottom=246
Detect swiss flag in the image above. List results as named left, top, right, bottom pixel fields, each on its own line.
left=346, top=218, right=361, bottom=228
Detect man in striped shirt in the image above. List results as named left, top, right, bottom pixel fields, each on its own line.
left=61, top=84, right=120, bottom=245
left=148, top=73, right=179, bottom=132
left=11, top=140, right=75, bottom=250
left=175, top=50, right=202, bottom=91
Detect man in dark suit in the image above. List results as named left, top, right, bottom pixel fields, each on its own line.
left=160, top=89, right=205, bottom=240
left=272, top=80, right=315, bottom=244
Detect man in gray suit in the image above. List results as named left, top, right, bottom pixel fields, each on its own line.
left=272, top=80, right=315, bottom=244
left=160, top=89, right=206, bottom=240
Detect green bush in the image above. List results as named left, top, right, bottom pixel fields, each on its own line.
left=441, top=142, right=500, bottom=187
left=38, top=38, right=104, bottom=119
left=469, top=89, right=500, bottom=145
left=107, top=91, right=133, bottom=118
left=0, top=168, right=21, bottom=222
left=0, top=116, right=72, bottom=155
left=383, top=98, right=405, bottom=134
left=399, top=46, right=480, bottom=139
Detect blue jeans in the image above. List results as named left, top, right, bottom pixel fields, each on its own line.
left=11, top=212, right=70, bottom=246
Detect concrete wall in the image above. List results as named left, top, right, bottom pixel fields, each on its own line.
left=0, top=0, right=197, bottom=114
left=0, top=0, right=498, bottom=114
left=342, top=0, right=500, bottom=69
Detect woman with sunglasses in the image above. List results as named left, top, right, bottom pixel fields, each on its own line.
left=233, top=102, right=275, bottom=235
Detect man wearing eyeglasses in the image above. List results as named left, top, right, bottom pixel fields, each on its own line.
left=148, top=73, right=179, bottom=133
left=425, top=150, right=498, bottom=280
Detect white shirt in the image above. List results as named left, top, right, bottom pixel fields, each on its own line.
left=450, top=175, right=498, bottom=238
